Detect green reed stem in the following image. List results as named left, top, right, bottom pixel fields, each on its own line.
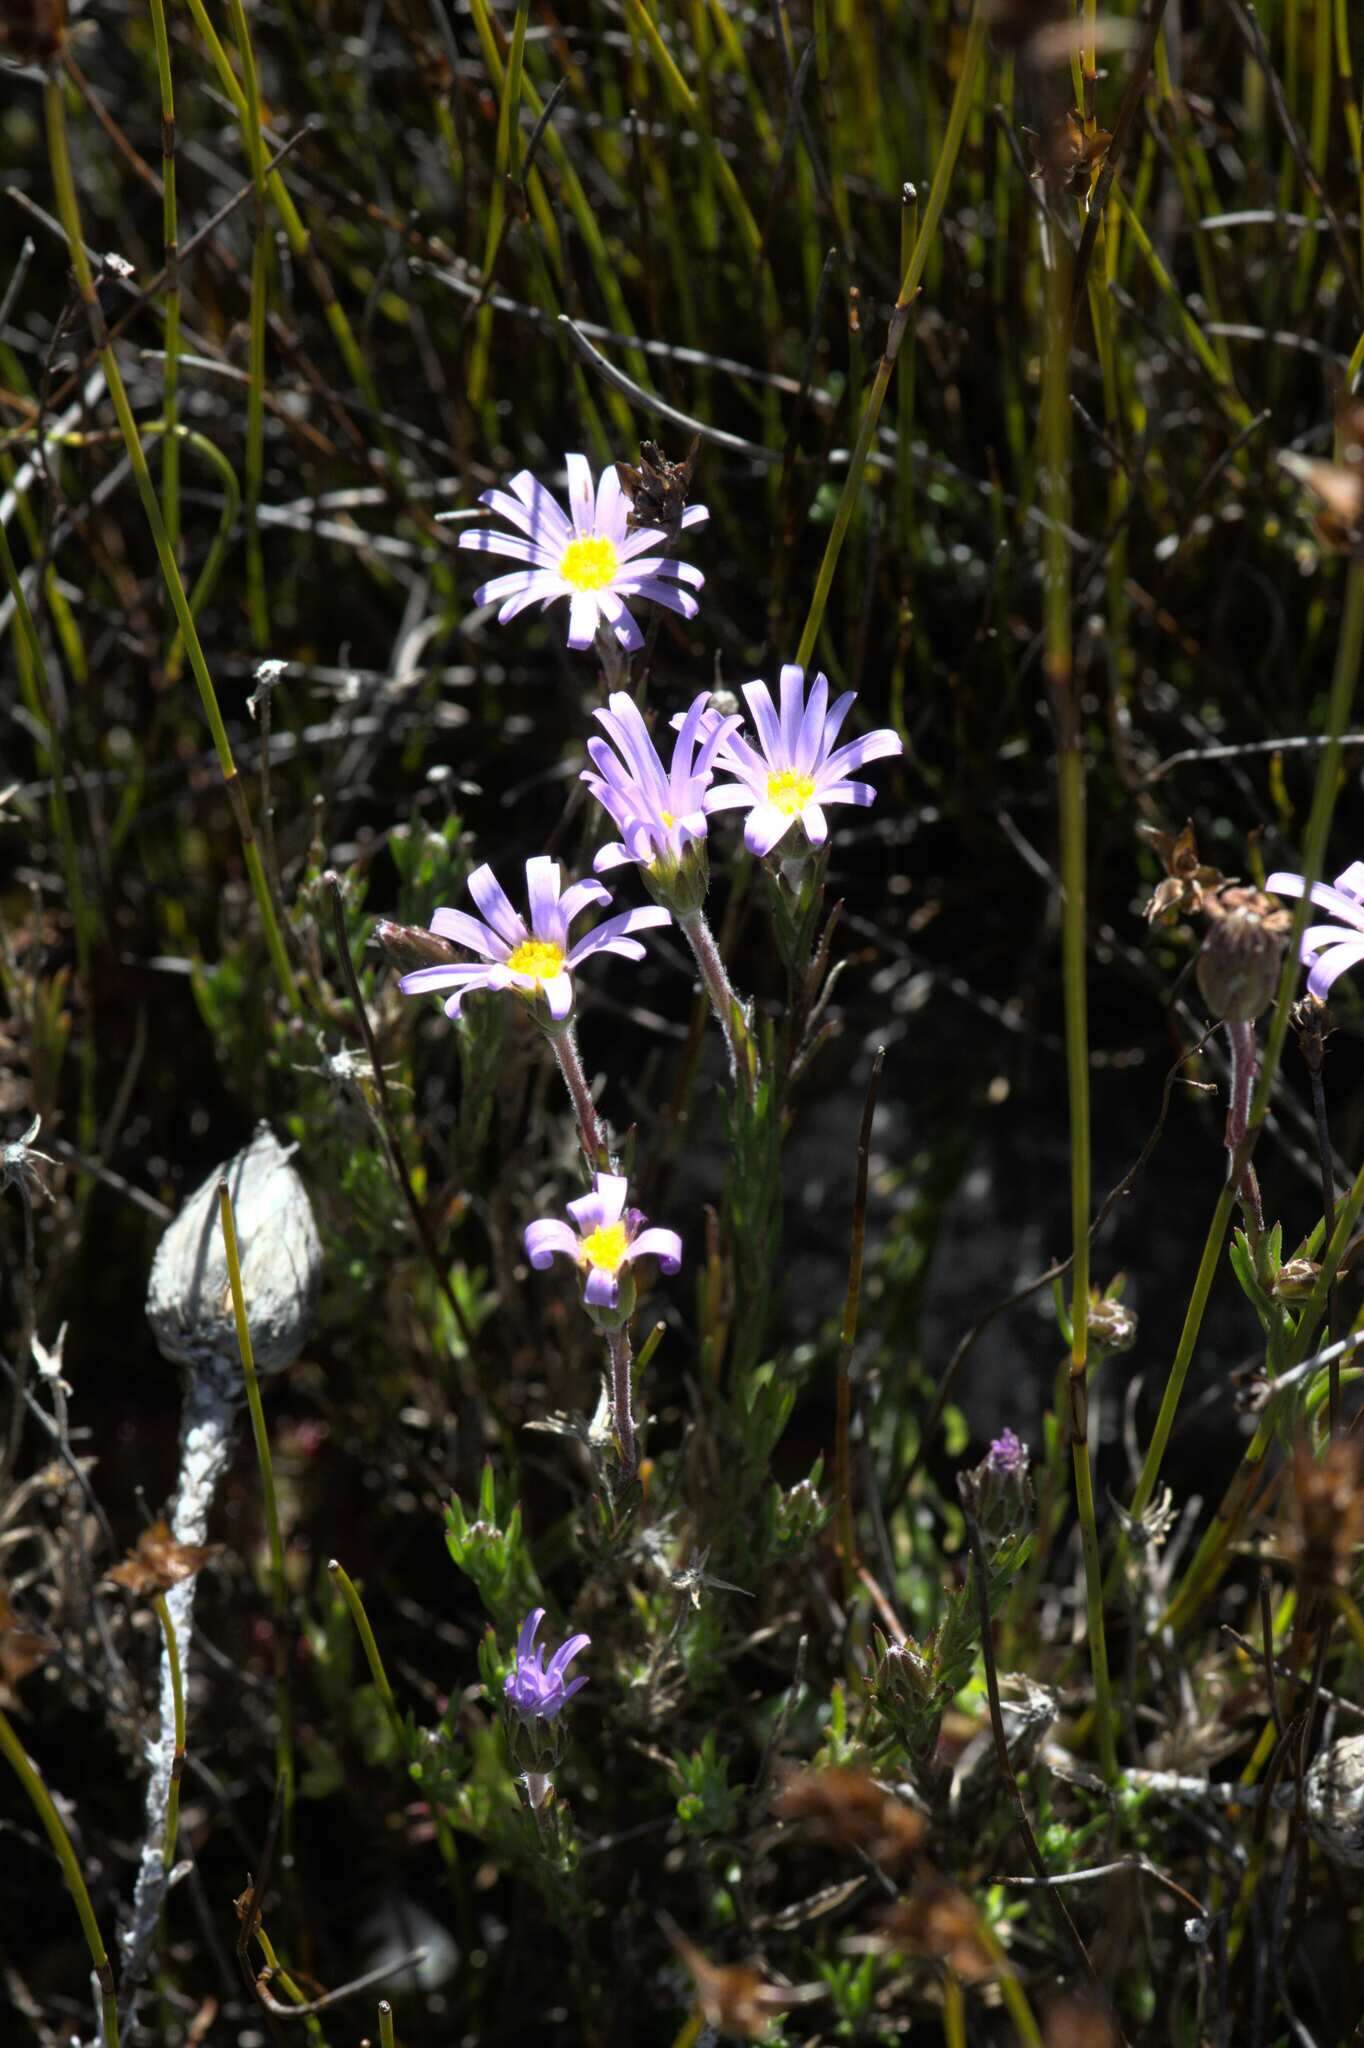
left=225, top=0, right=270, bottom=645
left=152, top=1591, right=186, bottom=1870
left=0, top=1706, right=119, bottom=2047
left=1044, top=207, right=1116, bottom=1777
left=43, top=72, right=301, bottom=1013
left=796, top=0, right=986, bottom=672
left=379, top=2002, right=397, bottom=2048
left=469, top=0, right=528, bottom=407
left=218, top=1180, right=295, bottom=1838
left=147, top=0, right=181, bottom=555
left=942, top=1975, right=967, bottom=2048
left=328, top=1559, right=403, bottom=1744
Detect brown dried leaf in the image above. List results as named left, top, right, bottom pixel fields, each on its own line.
left=662, top=1918, right=818, bottom=2041
left=0, top=1586, right=55, bottom=1709
left=882, top=1872, right=997, bottom=1983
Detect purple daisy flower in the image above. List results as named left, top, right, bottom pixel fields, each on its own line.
left=399, top=856, right=670, bottom=1024
left=1266, top=860, right=1364, bottom=1001
left=582, top=690, right=741, bottom=877
left=702, top=664, right=903, bottom=857
left=504, top=1608, right=590, bottom=1723
left=524, top=1171, right=682, bottom=1309
left=457, top=454, right=707, bottom=652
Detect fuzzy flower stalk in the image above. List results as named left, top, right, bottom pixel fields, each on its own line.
left=457, top=454, right=707, bottom=653
left=1197, top=884, right=1292, bottom=1231
left=525, top=1172, right=681, bottom=1479
left=503, top=1608, right=590, bottom=1810
left=582, top=690, right=754, bottom=1088
left=398, top=856, right=669, bottom=1167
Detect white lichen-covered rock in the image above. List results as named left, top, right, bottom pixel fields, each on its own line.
left=1302, top=1735, right=1364, bottom=1869
left=146, top=1122, right=322, bottom=1376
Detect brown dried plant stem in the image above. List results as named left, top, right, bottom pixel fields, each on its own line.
left=41, top=69, right=301, bottom=1015
left=0, top=1707, right=120, bottom=2047
left=152, top=1592, right=185, bottom=1870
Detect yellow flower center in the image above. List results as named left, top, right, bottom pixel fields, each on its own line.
left=767, top=769, right=816, bottom=815
left=559, top=535, right=620, bottom=592
left=580, top=1221, right=629, bottom=1272
left=660, top=809, right=676, bottom=828
left=506, top=938, right=566, bottom=984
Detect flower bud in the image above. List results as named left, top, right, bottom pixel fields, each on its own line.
left=1087, top=1296, right=1137, bottom=1354
left=372, top=918, right=459, bottom=976
left=147, top=1123, right=322, bottom=1377
left=962, top=1429, right=1035, bottom=1541
left=1196, top=886, right=1291, bottom=1023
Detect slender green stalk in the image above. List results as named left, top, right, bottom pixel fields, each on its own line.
left=468, top=0, right=528, bottom=407
left=225, top=0, right=270, bottom=645
left=328, top=1559, right=403, bottom=1744
left=794, top=0, right=987, bottom=671
left=942, top=1975, right=967, bottom=2048
left=379, top=2002, right=397, bottom=2048
left=152, top=1591, right=186, bottom=1870
left=147, top=0, right=181, bottom=555
left=0, top=1707, right=120, bottom=2047
left=1131, top=558, right=1364, bottom=1529
left=217, top=1180, right=295, bottom=1836
left=43, top=72, right=301, bottom=1013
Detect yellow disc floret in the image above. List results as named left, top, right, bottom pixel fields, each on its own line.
left=767, top=769, right=816, bottom=815
left=559, top=535, right=620, bottom=592
left=506, top=937, right=566, bottom=984
left=580, top=1221, right=630, bottom=1272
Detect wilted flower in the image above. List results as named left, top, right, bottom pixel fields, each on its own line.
left=524, top=1171, right=682, bottom=1311
left=773, top=1766, right=925, bottom=1868
left=582, top=690, right=740, bottom=912
left=457, top=454, right=707, bottom=651
left=1196, top=884, right=1291, bottom=1021
left=1267, top=861, right=1364, bottom=1002
left=399, top=857, right=670, bottom=1026
left=703, top=664, right=902, bottom=858
left=504, top=1608, right=590, bottom=1723
left=614, top=438, right=699, bottom=536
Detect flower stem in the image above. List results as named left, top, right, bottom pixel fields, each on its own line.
left=1129, top=556, right=1364, bottom=1534
left=1224, top=1018, right=1264, bottom=1231
left=678, top=909, right=756, bottom=1098
left=42, top=71, right=300, bottom=1015
left=379, top=2002, right=397, bottom=2048
left=547, top=1024, right=609, bottom=1171
left=0, top=1706, right=119, bottom=2047
left=606, top=1325, right=637, bottom=1480
left=217, top=1182, right=295, bottom=1848
left=152, top=1593, right=185, bottom=1872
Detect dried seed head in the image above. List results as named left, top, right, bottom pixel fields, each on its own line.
left=1195, top=885, right=1291, bottom=1022
left=881, top=1872, right=997, bottom=1982
left=773, top=1765, right=925, bottom=1867
left=1139, top=819, right=1223, bottom=924
left=0, top=1586, right=55, bottom=1709
left=615, top=438, right=699, bottom=536
left=1025, top=106, right=1113, bottom=198
left=1270, top=1256, right=1320, bottom=1302
left=1301, top=1735, right=1364, bottom=1868
left=147, top=1124, right=322, bottom=1381
left=105, top=1521, right=223, bottom=1597
left=1087, top=1291, right=1137, bottom=1354
left=1282, top=1437, right=1364, bottom=1596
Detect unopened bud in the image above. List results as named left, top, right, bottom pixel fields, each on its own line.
left=1196, top=886, right=1291, bottom=1022
left=1088, top=1296, right=1137, bottom=1353
left=372, top=917, right=459, bottom=976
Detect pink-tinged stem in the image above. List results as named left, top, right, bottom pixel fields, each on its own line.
left=549, top=1025, right=609, bottom=1170
left=606, top=1325, right=636, bottom=1479
left=1225, top=1019, right=1264, bottom=1231
left=679, top=910, right=755, bottom=1097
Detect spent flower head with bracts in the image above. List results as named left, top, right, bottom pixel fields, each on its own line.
left=582, top=690, right=741, bottom=915
left=702, top=664, right=903, bottom=859
left=525, top=1171, right=682, bottom=1322
left=399, top=856, right=670, bottom=1026
left=456, top=453, right=707, bottom=652
left=1266, top=861, right=1364, bottom=1002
